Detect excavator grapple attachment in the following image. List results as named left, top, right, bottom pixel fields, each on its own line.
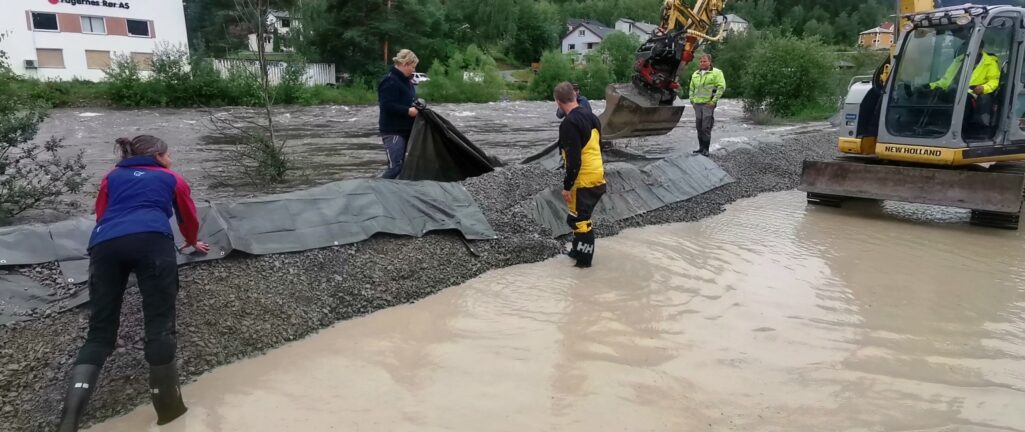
left=599, top=83, right=686, bottom=140
left=799, top=160, right=1025, bottom=228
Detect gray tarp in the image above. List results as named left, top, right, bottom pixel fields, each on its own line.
left=214, top=179, right=496, bottom=255
left=0, top=275, right=55, bottom=325
left=530, top=153, right=734, bottom=237
left=0, top=178, right=496, bottom=322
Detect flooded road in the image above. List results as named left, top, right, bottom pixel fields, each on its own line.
left=86, top=191, right=1025, bottom=432
left=38, top=100, right=826, bottom=203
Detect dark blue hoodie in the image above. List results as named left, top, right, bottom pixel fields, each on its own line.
left=377, top=66, right=417, bottom=138
left=89, top=156, right=200, bottom=249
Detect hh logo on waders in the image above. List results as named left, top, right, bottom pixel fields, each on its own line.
left=576, top=242, right=594, bottom=254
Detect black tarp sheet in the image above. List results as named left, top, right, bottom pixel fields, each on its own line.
left=398, top=108, right=502, bottom=182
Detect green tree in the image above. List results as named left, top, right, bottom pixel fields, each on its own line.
left=741, top=35, right=835, bottom=117
left=593, top=31, right=641, bottom=83
left=419, top=45, right=504, bottom=102
left=0, top=37, right=87, bottom=222
left=574, top=52, right=612, bottom=100
left=509, top=1, right=561, bottom=64
left=529, top=50, right=574, bottom=100
left=802, top=19, right=834, bottom=45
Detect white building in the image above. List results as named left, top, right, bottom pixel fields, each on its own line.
left=716, top=14, right=750, bottom=36
left=561, top=20, right=615, bottom=56
left=615, top=18, right=658, bottom=41
left=0, top=0, right=189, bottom=81
left=248, top=10, right=299, bottom=53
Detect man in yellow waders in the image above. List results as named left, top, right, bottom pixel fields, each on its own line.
left=555, top=81, right=607, bottom=268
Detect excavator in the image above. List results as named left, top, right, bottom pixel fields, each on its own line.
left=599, top=0, right=727, bottom=140
left=798, top=0, right=1025, bottom=229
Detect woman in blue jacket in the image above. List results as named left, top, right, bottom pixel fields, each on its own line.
left=378, top=49, right=420, bottom=179
left=57, top=135, right=208, bottom=431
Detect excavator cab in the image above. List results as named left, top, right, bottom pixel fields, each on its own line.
left=800, top=4, right=1025, bottom=228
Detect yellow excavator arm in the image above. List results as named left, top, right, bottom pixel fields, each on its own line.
left=659, top=0, right=728, bottom=66
left=599, top=0, right=728, bottom=140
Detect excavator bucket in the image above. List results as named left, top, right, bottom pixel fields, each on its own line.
left=799, top=160, right=1025, bottom=224
left=599, top=83, right=686, bottom=140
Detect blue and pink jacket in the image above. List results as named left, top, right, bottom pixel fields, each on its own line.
left=88, top=156, right=200, bottom=249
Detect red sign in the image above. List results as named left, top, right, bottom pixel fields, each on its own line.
left=47, top=0, right=131, bottom=9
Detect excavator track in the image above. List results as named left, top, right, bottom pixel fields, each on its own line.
left=969, top=162, right=1025, bottom=229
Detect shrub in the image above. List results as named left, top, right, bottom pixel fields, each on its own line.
left=741, top=35, right=835, bottom=117
left=0, top=42, right=87, bottom=223
left=528, top=50, right=575, bottom=100
left=418, top=45, right=504, bottom=103
left=275, top=57, right=308, bottom=105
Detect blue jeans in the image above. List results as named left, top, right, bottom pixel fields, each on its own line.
left=381, top=134, right=407, bottom=179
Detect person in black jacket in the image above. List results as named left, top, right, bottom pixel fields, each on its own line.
left=377, top=49, right=420, bottom=179
left=555, top=82, right=606, bottom=268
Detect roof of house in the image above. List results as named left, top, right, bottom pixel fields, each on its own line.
left=880, top=21, right=894, bottom=30
left=724, top=14, right=749, bottom=25
left=567, top=18, right=604, bottom=28
left=860, top=26, right=894, bottom=35
left=565, top=20, right=616, bottom=40
left=618, top=18, right=658, bottom=34
left=269, top=10, right=291, bottom=19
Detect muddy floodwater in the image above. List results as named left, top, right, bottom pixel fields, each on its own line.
left=86, top=191, right=1025, bottom=432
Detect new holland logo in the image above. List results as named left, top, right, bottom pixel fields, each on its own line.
left=883, top=146, right=943, bottom=157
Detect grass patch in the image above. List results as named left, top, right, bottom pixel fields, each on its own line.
left=298, top=82, right=377, bottom=106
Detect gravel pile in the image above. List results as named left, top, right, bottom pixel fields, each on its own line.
left=0, top=130, right=836, bottom=431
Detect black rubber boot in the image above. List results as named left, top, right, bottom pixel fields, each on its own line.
left=149, top=363, right=188, bottom=425
left=567, top=236, right=582, bottom=260
left=573, top=231, right=596, bottom=268
left=57, top=364, right=101, bottom=432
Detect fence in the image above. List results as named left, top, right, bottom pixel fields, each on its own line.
left=211, top=59, right=336, bottom=86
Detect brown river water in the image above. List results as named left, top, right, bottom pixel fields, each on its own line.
left=86, top=191, right=1025, bottom=432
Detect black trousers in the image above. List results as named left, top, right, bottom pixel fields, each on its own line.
left=76, top=233, right=180, bottom=367
left=566, top=184, right=607, bottom=234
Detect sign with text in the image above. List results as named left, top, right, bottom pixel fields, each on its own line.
left=47, top=0, right=131, bottom=9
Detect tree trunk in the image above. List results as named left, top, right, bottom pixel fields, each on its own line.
left=255, top=0, right=275, bottom=143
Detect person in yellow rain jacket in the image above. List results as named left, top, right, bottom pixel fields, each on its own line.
left=929, top=47, right=1000, bottom=96
left=927, top=41, right=1001, bottom=129
left=555, top=81, right=606, bottom=268
left=689, top=53, right=726, bottom=156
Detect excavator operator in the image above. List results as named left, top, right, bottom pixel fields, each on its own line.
left=924, top=37, right=1001, bottom=133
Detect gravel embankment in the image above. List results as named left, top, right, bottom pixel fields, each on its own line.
left=0, top=130, right=836, bottom=431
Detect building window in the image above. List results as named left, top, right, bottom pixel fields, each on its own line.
left=81, top=16, right=106, bottom=34
left=85, top=50, right=112, bottom=70
left=127, top=19, right=151, bottom=37
left=36, top=49, right=64, bottom=68
left=132, top=52, right=153, bottom=71
left=568, top=44, right=576, bottom=50
left=31, top=12, right=59, bottom=31
left=281, top=18, right=291, bottom=28
left=587, top=43, right=595, bottom=49
left=578, top=30, right=585, bottom=36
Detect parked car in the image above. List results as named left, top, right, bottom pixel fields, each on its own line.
left=412, top=72, right=429, bottom=85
